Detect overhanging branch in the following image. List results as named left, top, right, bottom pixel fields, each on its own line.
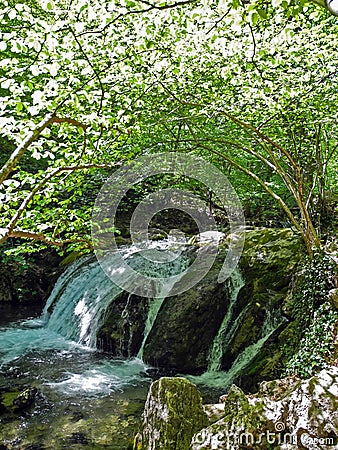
left=7, top=229, right=93, bottom=250
left=0, top=115, right=88, bottom=186
left=0, top=162, right=121, bottom=247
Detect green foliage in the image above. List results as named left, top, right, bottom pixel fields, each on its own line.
left=0, top=0, right=337, bottom=254
left=0, top=241, right=30, bottom=270
left=282, top=253, right=338, bottom=377
left=292, top=253, right=336, bottom=325
left=285, top=302, right=338, bottom=377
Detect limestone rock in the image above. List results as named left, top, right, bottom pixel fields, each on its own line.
left=13, top=387, right=39, bottom=412
left=220, top=228, right=303, bottom=389
left=143, top=228, right=304, bottom=386
left=137, top=377, right=208, bottom=450
left=203, top=403, right=225, bottom=424
left=191, top=367, right=338, bottom=449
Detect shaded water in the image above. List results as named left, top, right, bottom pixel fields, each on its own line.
left=0, top=243, right=189, bottom=449
left=0, top=310, right=150, bottom=449
left=207, top=269, right=245, bottom=372
left=188, top=270, right=285, bottom=389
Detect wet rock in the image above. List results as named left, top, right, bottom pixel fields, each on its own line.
left=143, top=228, right=303, bottom=385
left=220, top=228, right=303, bottom=389
left=97, top=291, right=148, bottom=356
left=145, top=367, right=178, bottom=380
left=70, top=410, right=84, bottom=422
left=68, top=432, right=89, bottom=444
left=13, top=387, right=39, bottom=412
left=135, top=377, right=208, bottom=450
left=22, top=445, right=46, bottom=450
left=142, top=248, right=231, bottom=373
left=191, top=367, right=338, bottom=449
left=0, top=392, right=6, bottom=414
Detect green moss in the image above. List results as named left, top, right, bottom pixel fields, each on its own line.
left=1, top=390, right=20, bottom=409
left=141, top=377, right=208, bottom=450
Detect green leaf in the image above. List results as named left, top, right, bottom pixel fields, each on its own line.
left=251, top=12, right=259, bottom=25
left=257, top=9, right=267, bottom=19
left=16, top=102, right=23, bottom=113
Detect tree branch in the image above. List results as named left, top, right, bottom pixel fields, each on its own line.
left=0, top=115, right=88, bottom=186
left=0, top=162, right=121, bottom=246
left=6, top=229, right=93, bottom=250
left=196, top=142, right=304, bottom=235
left=137, top=0, right=196, bottom=11
left=69, top=27, right=105, bottom=115
left=0, top=114, right=55, bottom=185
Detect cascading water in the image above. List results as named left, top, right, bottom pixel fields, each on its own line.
left=136, top=247, right=188, bottom=357
left=207, top=268, right=245, bottom=372
left=0, top=238, right=288, bottom=448
left=44, top=256, right=122, bottom=347
left=188, top=273, right=285, bottom=389
left=213, top=307, right=285, bottom=388
left=0, top=241, right=188, bottom=365
left=0, top=241, right=189, bottom=448
left=137, top=297, right=165, bottom=358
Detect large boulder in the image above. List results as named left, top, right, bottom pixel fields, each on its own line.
left=142, top=248, right=232, bottom=373
left=143, top=228, right=303, bottom=384
left=191, top=367, right=338, bottom=449
left=134, top=377, right=208, bottom=450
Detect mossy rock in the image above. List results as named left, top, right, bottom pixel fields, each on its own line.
left=239, top=228, right=303, bottom=284
left=192, top=368, right=338, bottom=450
left=142, top=256, right=231, bottom=373
left=137, top=377, right=208, bottom=450
left=97, top=291, right=148, bottom=356
left=217, top=229, right=303, bottom=388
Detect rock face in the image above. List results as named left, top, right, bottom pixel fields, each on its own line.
left=219, top=228, right=303, bottom=389
left=135, top=377, right=208, bottom=450
left=142, top=250, right=231, bottom=373
left=191, top=367, right=338, bottom=449
left=143, top=228, right=303, bottom=385
left=96, top=292, right=148, bottom=356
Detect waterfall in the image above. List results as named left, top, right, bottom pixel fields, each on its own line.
left=207, top=268, right=244, bottom=372
left=0, top=241, right=188, bottom=365
left=137, top=251, right=188, bottom=358
left=1, top=238, right=287, bottom=397
left=137, top=297, right=166, bottom=358
left=44, top=256, right=122, bottom=347
left=213, top=307, right=285, bottom=387
left=188, top=291, right=285, bottom=388
left=44, top=241, right=187, bottom=351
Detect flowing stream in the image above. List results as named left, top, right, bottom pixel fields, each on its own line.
left=207, top=269, right=245, bottom=372
left=0, top=239, right=284, bottom=448
left=188, top=272, right=285, bottom=388
left=0, top=242, right=187, bottom=449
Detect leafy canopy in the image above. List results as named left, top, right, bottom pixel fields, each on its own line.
left=0, top=0, right=337, bottom=255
